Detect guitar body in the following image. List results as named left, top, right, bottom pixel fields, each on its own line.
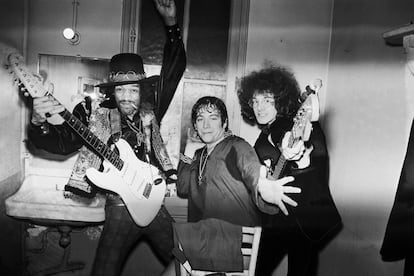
left=86, top=139, right=166, bottom=227
left=7, top=52, right=166, bottom=227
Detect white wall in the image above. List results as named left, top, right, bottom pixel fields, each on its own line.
left=321, top=0, right=412, bottom=275
left=0, top=1, right=27, bottom=273
left=0, top=1, right=25, bottom=183
left=241, top=0, right=333, bottom=145
left=0, top=45, right=23, bottom=182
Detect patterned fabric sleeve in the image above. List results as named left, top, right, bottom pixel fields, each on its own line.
left=179, top=153, right=193, bottom=164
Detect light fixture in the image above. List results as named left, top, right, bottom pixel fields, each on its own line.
left=62, top=0, right=80, bottom=45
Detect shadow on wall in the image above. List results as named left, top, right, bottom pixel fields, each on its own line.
left=319, top=226, right=404, bottom=276
left=0, top=174, right=24, bottom=276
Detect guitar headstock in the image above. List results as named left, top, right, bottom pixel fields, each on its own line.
left=7, top=53, right=47, bottom=98
left=292, top=93, right=320, bottom=142
left=299, top=78, right=322, bottom=119
left=311, top=79, right=322, bottom=94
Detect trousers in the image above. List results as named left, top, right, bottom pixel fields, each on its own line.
left=255, top=223, right=316, bottom=276
left=91, top=204, right=174, bottom=276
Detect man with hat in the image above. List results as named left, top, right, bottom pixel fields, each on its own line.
left=27, top=0, right=186, bottom=275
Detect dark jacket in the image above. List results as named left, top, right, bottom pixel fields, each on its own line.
left=381, top=120, right=414, bottom=261
left=254, top=117, right=342, bottom=242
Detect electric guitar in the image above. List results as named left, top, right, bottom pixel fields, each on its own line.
left=270, top=81, right=321, bottom=179
left=7, top=52, right=166, bottom=227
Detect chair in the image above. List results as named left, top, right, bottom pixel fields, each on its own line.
left=178, top=226, right=262, bottom=276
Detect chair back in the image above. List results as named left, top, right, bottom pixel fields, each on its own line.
left=179, top=226, right=262, bottom=276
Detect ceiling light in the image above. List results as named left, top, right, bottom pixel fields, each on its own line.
left=62, top=0, right=80, bottom=45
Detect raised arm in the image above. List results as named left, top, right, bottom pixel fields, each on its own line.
left=153, top=0, right=186, bottom=121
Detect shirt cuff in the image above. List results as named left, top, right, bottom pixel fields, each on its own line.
left=30, top=121, right=50, bottom=136
left=179, top=153, right=193, bottom=164
left=166, top=24, right=182, bottom=43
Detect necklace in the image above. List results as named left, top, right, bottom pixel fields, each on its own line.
left=198, top=147, right=208, bottom=185
left=197, top=136, right=227, bottom=185
left=197, top=143, right=218, bottom=185
left=126, top=119, right=145, bottom=146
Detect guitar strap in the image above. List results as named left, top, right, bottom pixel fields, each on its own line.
left=151, top=116, right=175, bottom=172
left=109, top=108, right=175, bottom=173
left=64, top=106, right=111, bottom=198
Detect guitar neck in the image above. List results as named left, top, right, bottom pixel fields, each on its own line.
left=271, top=132, right=296, bottom=179
left=272, top=154, right=287, bottom=179
left=58, top=108, right=124, bottom=170
left=7, top=53, right=124, bottom=171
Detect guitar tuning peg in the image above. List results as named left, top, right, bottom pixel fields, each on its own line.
left=23, top=91, right=29, bottom=97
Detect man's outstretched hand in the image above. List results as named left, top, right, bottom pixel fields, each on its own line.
left=257, top=166, right=301, bottom=215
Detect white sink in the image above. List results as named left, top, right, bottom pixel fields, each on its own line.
left=5, top=171, right=105, bottom=223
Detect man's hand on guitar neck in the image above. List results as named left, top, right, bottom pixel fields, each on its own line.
left=294, top=145, right=313, bottom=169
left=280, top=131, right=312, bottom=169
left=31, top=96, right=65, bottom=126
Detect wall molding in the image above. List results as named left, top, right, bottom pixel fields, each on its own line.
left=226, top=0, right=250, bottom=135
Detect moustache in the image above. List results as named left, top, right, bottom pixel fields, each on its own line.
left=119, top=101, right=138, bottom=110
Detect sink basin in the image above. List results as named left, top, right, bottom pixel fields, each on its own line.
left=5, top=171, right=106, bottom=223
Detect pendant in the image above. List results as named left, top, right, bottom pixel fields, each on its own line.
left=198, top=175, right=205, bottom=186
left=198, top=148, right=208, bottom=186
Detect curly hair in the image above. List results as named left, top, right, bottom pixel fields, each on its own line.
left=237, top=65, right=301, bottom=126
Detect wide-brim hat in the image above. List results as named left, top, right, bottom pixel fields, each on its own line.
left=96, top=53, right=160, bottom=88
